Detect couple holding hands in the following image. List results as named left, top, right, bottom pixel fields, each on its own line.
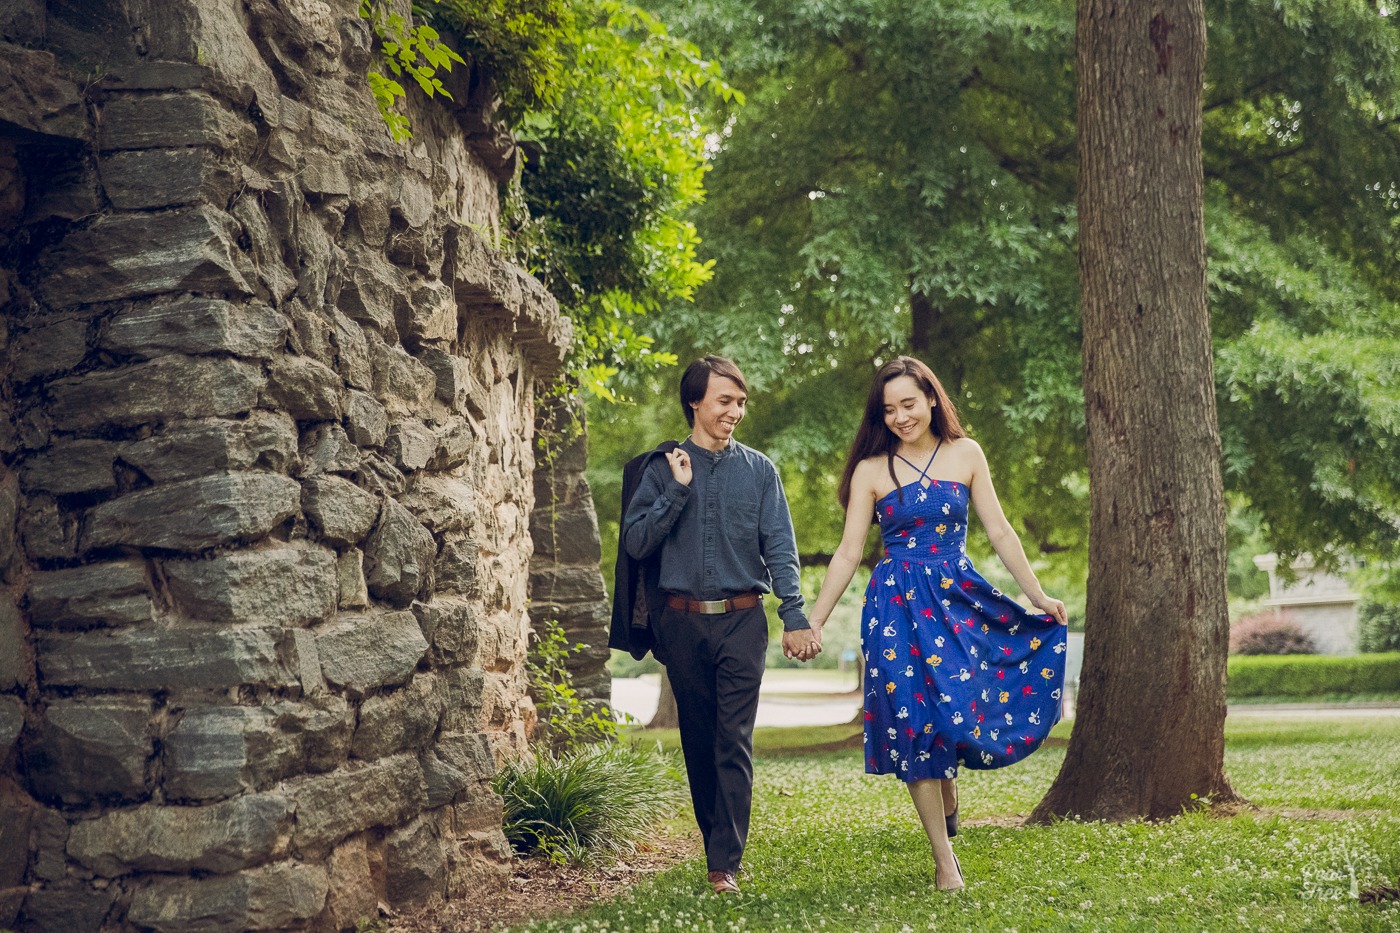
left=610, top=355, right=1068, bottom=895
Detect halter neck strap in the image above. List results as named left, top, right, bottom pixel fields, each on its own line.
left=894, top=439, right=942, bottom=481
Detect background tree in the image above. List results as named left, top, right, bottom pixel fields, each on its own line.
left=1029, top=0, right=1239, bottom=821
left=597, top=0, right=1400, bottom=615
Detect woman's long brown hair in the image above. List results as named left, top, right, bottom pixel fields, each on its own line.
left=836, top=356, right=966, bottom=510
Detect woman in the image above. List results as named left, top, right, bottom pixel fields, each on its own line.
left=806, top=356, right=1068, bottom=891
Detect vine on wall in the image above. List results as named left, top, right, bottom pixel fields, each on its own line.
left=357, top=0, right=738, bottom=401
left=358, top=0, right=466, bottom=141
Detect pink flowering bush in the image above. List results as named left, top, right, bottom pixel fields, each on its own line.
left=1229, top=610, right=1317, bottom=656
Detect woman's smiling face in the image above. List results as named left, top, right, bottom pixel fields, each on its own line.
left=883, top=374, right=934, bottom=444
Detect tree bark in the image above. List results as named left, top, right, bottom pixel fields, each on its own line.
left=1030, top=0, right=1239, bottom=822
left=646, top=669, right=680, bottom=729
left=909, top=288, right=964, bottom=396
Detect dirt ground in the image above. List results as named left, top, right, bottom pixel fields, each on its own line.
left=386, top=832, right=701, bottom=933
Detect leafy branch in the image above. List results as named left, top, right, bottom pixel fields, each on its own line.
left=359, top=0, right=466, bottom=141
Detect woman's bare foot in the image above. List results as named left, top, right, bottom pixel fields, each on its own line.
left=933, top=847, right=964, bottom=892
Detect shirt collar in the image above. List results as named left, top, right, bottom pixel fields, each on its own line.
left=683, top=436, right=735, bottom=461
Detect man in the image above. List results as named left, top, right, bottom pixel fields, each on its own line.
left=622, top=355, right=820, bottom=895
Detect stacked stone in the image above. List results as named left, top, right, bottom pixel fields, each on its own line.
left=528, top=399, right=611, bottom=720
left=0, top=2, right=568, bottom=932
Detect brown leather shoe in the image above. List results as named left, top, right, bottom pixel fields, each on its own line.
left=707, top=870, right=740, bottom=894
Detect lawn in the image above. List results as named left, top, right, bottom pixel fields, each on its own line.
left=511, top=714, right=1400, bottom=931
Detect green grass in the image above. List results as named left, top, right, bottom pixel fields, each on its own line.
left=520, top=714, right=1400, bottom=931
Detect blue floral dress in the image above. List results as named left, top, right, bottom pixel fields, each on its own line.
left=862, top=447, right=1066, bottom=782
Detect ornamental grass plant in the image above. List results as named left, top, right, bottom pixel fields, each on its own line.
left=494, top=740, right=686, bottom=865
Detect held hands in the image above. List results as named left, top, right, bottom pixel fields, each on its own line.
left=1032, top=593, right=1069, bottom=626
left=783, top=623, right=823, bottom=662
left=666, top=447, right=693, bottom=486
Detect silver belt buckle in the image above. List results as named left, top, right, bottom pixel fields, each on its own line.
left=696, top=598, right=728, bottom=614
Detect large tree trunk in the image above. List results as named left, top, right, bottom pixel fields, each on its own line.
left=909, top=288, right=965, bottom=396
left=646, top=670, right=680, bottom=729
left=1030, top=0, right=1239, bottom=822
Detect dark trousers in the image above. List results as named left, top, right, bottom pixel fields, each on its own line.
left=654, top=603, right=767, bottom=873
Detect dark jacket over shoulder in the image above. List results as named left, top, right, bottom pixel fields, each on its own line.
left=608, top=440, right=680, bottom=662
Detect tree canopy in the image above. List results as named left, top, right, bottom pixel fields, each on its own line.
left=594, top=0, right=1400, bottom=602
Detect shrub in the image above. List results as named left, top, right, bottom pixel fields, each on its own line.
left=1229, top=610, right=1317, bottom=655
left=529, top=617, right=622, bottom=752
left=493, top=742, right=684, bottom=863
left=1358, top=601, right=1400, bottom=654
left=1227, top=652, right=1400, bottom=698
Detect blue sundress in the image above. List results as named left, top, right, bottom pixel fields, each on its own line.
left=862, top=445, right=1066, bottom=782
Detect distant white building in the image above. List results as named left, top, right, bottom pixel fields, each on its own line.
left=1251, top=554, right=1360, bottom=655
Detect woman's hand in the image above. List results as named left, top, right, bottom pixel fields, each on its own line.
left=1033, top=593, right=1069, bottom=626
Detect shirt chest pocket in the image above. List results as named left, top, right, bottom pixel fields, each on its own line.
left=728, top=493, right=761, bottom=532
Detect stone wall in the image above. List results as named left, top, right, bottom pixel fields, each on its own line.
left=0, top=2, right=569, bottom=931
left=528, top=400, right=611, bottom=720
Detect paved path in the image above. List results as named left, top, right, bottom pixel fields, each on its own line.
left=612, top=675, right=861, bottom=728
left=611, top=676, right=1400, bottom=729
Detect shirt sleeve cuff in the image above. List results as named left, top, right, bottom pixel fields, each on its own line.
left=780, top=611, right=811, bottom=632
left=663, top=479, right=692, bottom=504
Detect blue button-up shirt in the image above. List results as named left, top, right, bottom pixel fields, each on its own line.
left=623, top=438, right=809, bottom=631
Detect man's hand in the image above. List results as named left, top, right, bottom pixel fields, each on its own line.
left=666, top=447, right=692, bottom=486
left=782, top=625, right=822, bottom=662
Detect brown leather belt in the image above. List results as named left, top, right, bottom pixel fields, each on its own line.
left=665, top=592, right=762, bottom=615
